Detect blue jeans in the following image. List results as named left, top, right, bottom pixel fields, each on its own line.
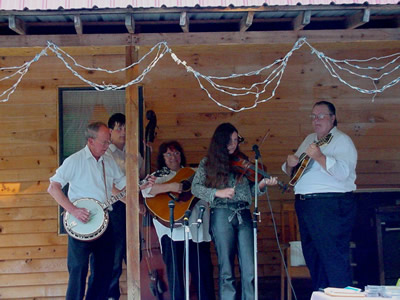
left=210, top=207, right=254, bottom=300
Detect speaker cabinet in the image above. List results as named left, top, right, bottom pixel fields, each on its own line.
left=376, top=206, right=400, bottom=285
left=351, top=191, right=400, bottom=288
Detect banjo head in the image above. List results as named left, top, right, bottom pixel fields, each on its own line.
left=64, top=198, right=109, bottom=241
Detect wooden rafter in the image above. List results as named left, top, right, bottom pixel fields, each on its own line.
left=292, top=11, right=311, bottom=31
left=8, top=15, right=26, bottom=35
left=345, top=8, right=370, bottom=29
left=180, top=11, right=189, bottom=33
left=74, top=15, right=83, bottom=34
left=240, top=11, right=254, bottom=32
left=125, top=14, right=135, bottom=34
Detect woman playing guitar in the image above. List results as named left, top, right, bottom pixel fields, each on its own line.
left=141, top=141, right=216, bottom=300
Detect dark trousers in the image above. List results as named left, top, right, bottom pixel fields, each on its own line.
left=210, top=207, right=254, bottom=300
left=106, top=201, right=126, bottom=299
left=295, top=193, right=356, bottom=291
left=161, top=235, right=216, bottom=300
left=67, top=223, right=115, bottom=300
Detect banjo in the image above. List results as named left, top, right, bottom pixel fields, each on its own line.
left=63, top=189, right=126, bottom=241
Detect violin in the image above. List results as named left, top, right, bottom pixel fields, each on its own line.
left=230, top=152, right=289, bottom=193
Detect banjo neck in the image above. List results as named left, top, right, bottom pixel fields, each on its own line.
left=104, top=189, right=126, bottom=210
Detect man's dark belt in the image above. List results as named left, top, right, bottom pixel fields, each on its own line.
left=296, top=192, right=353, bottom=200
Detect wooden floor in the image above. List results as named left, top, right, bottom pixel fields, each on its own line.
left=259, top=277, right=314, bottom=300
left=131, top=276, right=314, bottom=300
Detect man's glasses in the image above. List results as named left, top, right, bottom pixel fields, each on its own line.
left=309, top=113, right=332, bottom=121
left=94, top=138, right=111, bottom=146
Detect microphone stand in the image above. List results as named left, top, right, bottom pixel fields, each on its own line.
left=183, top=210, right=191, bottom=300
left=252, top=144, right=261, bottom=300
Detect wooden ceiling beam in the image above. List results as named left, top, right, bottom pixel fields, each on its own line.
left=125, top=14, right=135, bottom=33
left=8, top=15, right=26, bottom=35
left=0, top=5, right=397, bottom=16
left=74, top=15, right=83, bottom=34
left=0, top=29, right=398, bottom=48
left=239, top=12, right=254, bottom=32
left=345, top=9, right=370, bottom=29
left=180, top=11, right=189, bottom=33
left=292, top=10, right=311, bottom=31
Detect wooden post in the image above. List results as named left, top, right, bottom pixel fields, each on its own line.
left=125, top=45, right=141, bottom=300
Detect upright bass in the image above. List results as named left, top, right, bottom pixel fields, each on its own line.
left=140, top=110, right=166, bottom=299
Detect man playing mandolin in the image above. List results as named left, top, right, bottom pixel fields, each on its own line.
left=48, top=122, right=127, bottom=300
left=141, top=140, right=215, bottom=300
left=282, top=101, right=357, bottom=292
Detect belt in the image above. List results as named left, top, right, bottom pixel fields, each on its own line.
left=296, top=192, right=353, bottom=200
left=226, top=201, right=249, bottom=224
left=226, top=201, right=249, bottom=209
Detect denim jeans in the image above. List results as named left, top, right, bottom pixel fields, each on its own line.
left=210, top=207, right=254, bottom=300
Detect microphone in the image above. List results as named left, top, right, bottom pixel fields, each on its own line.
left=183, top=210, right=191, bottom=226
left=168, top=200, right=175, bottom=231
left=252, top=144, right=261, bottom=159
left=197, top=205, right=206, bottom=228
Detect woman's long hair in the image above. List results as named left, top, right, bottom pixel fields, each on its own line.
left=205, top=123, right=239, bottom=188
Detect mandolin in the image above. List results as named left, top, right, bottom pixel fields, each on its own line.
left=289, top=133, right=333, bottom=186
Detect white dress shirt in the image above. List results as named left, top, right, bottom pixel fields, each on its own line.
left=282, top=127, right=357, bottom=195
left=106, top=144, right=144, bottom=176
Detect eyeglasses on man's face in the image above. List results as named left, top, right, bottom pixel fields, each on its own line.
left=309, top=113, right=332, bottom=121
left=94, top=138, right=111, bottom=146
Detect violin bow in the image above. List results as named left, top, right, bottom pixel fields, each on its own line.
left=259, top=128, right=270, bottom=147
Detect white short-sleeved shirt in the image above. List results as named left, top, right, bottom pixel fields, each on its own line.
left=50, top=145, right=126, bottom=203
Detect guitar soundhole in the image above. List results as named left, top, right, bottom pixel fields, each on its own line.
left=181, top=180, right=191, bottom=192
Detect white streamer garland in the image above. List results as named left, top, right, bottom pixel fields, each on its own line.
left=0, top=37, right=399, bottom=111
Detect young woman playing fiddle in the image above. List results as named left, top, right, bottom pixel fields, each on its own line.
left=191, top=122, right=278, bottom=300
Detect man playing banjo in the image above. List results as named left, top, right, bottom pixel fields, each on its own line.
left=48, top=122, right=127, bottom=300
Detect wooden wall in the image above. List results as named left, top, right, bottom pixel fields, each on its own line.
left=0, top=39, right=400, bottom=298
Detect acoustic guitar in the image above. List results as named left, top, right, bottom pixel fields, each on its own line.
left=145, top=167, right=198, bottom=226
left=289, top=133, right=333, bottom=186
